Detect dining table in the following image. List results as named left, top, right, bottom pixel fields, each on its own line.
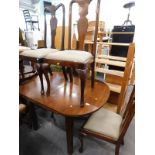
left=19, top=72, right=110, bottom=155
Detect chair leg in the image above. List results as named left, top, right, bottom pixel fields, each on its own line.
left=29, top=103, right=39, bottom=130
left=51, top=112, right=56, bottom=123
left=36, top=63, right=44, bottom=95
left=31, top=61, right=36, bottom=73
left=67, top=67, right=73, bottom=82
left=62, top=66, right=68, bottom=81
left=19, top=59, right=25, bottom=80
left=77, top=69, right=87, bottom=107
left=42, top=63, right=51, bottom=96
left=48, top=65, right=53, bottom=76
left=115, top=143, right=121, bottom=155
left=79, top=132, right=84, bottom=153
left=31, top=22, right=34, bottom=31
left=121, top=138, right=124, bottom=145
left=91, top=62, right=95, bottom=88
left=38, top=22, right=40, bottom=31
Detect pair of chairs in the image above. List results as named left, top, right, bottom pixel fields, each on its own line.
left=20, top=0, right=101, bottom=107
left=79, top=84, right=135, bottom=155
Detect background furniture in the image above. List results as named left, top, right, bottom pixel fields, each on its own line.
left=95, top=25, right=135, bottom=112
left=84, top=20, right=105, bottom=53
left=95, top=43, right=135, bottom=113
left=19, top=72, right=110, bottom=155
left=79, top=85, right=135, bottom=155
left=123, top=1, right=135, bottom=25
left=23, top=9, right=40, bottom=31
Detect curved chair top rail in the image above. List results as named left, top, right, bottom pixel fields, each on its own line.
left=44, top=3, right=65, bottom=50
left=68, top=0, right=101, bottom=57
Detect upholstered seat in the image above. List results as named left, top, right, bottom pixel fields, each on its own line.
left=20, top=48, right=59, bottom=59
left=84, top=107, right=122, bottom=139
left=45, top=50, right=94, bottom=64
left=19, top=46, right=31, bottom=54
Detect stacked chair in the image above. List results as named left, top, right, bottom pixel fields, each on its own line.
left=95, top=25, right=135, bottom=112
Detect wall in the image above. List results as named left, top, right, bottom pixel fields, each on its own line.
left=19, top=0, right=136, bottom=47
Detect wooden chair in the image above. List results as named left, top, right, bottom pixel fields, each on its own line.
left=23, top=10, right=40, bottom=31
left=95, top=25, right=135, bottom=112
left=43, top=0, right=101, bottom=107
left=20, top=3, right=66, bottom=94
left=79, top=85, right=135, bottom=155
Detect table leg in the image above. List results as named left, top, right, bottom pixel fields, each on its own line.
left=29, top=103, right=39, bottom=130
left=65, top=117, right=74, bottom=155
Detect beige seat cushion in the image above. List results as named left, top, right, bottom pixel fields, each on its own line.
left=20, top=48, right=59, bottom=59
left=84, top=107, right=122, bottom=140
left=45, top=50, right=93, bottom=64
left=19, top=46, right=31, bottom=54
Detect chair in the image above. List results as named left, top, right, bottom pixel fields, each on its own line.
left=95, top=25, right=135, bottom=111
left=20, top=3, right=66, bottom=94
left=23, top=9, right=40, bottom=31
left=19, top=101, right=39, bottom=130
left=79, top=85, right=135, bottom=155
left=43, top=0, right=101, bottom=107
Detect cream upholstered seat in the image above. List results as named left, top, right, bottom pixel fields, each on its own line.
left=20, top=48, right=58, bottom=59
left=45, top=50, right=93, bottom=64
left=84, top=107, right=122, bottom=139
left=19, top=46, right=31, bottom=54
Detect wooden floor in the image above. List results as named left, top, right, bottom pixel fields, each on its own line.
left=103, top=102, right=117, bottom=112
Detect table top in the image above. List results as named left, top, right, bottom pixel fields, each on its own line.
left=19, top=73, right=110, bottom=117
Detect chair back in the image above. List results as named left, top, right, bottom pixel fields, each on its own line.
left=85, top=21, right=105, bottom=41
left=68, top=0, right=101, bottom=57
left=23, top=10, right=31, bottom=22
left=119, top=85, right=135, bottom=140
left=117, top=43, right=135, bottom=113
left=44, top=3, right=65, bottom=50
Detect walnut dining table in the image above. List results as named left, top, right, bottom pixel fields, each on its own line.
left=19, top=72, right=110, bottom=155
